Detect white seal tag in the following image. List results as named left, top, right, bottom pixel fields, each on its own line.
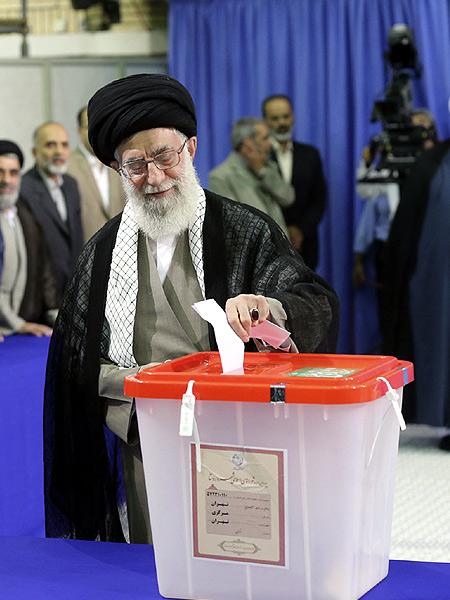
left=179, top=379, right=196, bottom=437
left=377, top=376, right=406, bottom=431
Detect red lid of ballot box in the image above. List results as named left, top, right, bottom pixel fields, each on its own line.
left=125, top=352, right=413, bottom=405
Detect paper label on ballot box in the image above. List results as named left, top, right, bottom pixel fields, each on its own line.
left=191, top=443, right=286, bottom=566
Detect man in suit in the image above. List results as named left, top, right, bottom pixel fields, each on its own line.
left=262, top=95, right=326, bottom=270
left=208, top=117, right=294, bottom=234
left=0, top=139, right=58, bottom=337
left=20, top=122, right=84, bottom=298
left=68, top=106, right=125, bottom=242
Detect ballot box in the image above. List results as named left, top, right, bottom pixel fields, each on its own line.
left=125, top=352, right=413, bottom=600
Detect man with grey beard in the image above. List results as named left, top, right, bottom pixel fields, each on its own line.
left=44, top=74, right=339, bottom=545
left=262, top=95, right=326, bottom=270
left=208, top=117, right=294, bottom=233
left=20, top=122, right=84, bottom=298
left=0, top=140, right=58, bottom=337
left=119, top=129, right=201, bottom=241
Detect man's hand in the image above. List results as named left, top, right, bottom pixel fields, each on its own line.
left=241, top=140, right=269, bottom=175
left=288, top=225, right=304, bottom=251
left=19, top=322, right=53, bottom=337
left=225, top=294, right=270, bottom=342
left=352, top=254, right=366, bottom=287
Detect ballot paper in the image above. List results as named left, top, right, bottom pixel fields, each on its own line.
left=193, top=299, right=245, bottom=374
left=192, top=299, right=291, bottom=374
left=250, top=320, right=291, bottom=349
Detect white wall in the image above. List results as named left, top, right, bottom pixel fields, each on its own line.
left=0, top=32, right=167, bottom=169
left=0, top=29, right=167, bottom=59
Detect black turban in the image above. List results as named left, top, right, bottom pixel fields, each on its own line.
left=0, top=140, right=24, bottom=168
left=87, top=73, right=197, bottom=166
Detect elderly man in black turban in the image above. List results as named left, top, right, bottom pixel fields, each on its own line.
left=44, top=74, right=339, bottom=544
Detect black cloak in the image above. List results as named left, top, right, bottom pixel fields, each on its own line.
left=383, top=140, right=450, bottom=357
left=382, top=140, right=450, bottom=423
left=44, top=190, right=339, bottom=541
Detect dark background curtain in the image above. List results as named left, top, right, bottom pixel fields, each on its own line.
left=168, top=0, right=450, bottom=353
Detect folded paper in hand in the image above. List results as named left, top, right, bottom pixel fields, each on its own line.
left=250, top=320, right=291, bottom=348
left=192, top=299, right=291, bottom=374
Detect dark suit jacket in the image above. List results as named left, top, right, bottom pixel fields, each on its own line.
left=20, top=167, right=84, bottom=297
left=17, top=199, right=60, bottom=322
left=383, top=139, right=450, bottom=358
left=273, top=141, right=326, bottom=270
left=0, top=229, right=3, bottom=278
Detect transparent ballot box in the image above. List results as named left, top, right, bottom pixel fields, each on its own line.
left=125, top=352, right=413, bottom=600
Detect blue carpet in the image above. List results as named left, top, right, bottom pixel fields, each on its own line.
left=0, top=335, right=49, bottom=537
left=0, top=536, right=449, bottom=599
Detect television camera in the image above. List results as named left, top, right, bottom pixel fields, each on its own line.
left=359, top=24, right=436, bottom=183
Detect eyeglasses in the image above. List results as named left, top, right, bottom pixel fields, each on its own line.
left=119, top=139, right=188, bottom=180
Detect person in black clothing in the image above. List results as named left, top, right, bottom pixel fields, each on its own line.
left=20, top=122, right=84, bottom=298
left=262, top=94, right=326, bottom=270
left=43, top=74, right=340, bottom=544
left=383, top=140, right=450, bottom=450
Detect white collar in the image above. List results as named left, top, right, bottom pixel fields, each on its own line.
left=147, top=235, right=178, bottom=283
left=271, top=137, right=293, bottom=154
left=79, top=143, right=103, bottom=169
left=0, top=206, right=18, bottom=226
left=38, top=168, right=63, bottom=189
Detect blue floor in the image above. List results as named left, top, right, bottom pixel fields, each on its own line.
left=0, top=335, right=49, bottom=537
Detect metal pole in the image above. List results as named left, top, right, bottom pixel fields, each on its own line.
left=21, top=0, right=28, bottom=57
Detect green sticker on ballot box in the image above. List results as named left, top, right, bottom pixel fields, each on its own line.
left=288, top=367, right=359, bottom=378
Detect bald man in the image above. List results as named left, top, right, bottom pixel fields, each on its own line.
left=20, top=122, right=84, bottom=297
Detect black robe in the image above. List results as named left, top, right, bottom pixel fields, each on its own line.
left=43, top=190, right=339, bottom=541
left=382, top=140, right=450, bottom=422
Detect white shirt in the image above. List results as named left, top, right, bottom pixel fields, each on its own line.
left=79, top=143, right=110, bottom=212
left=39, top=171, right=67, bottom=222
left=1, top=206, right=17, bottom=228
left=271, top=138, right=294, bottom=184
left=147, top=235, right=178, bottom=283
left=356, top=159, right=400, bottom=219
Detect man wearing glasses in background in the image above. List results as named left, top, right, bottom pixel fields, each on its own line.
left=44, top=74, right=339, bottom=546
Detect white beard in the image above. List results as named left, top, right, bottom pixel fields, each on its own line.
left=273, top=128, right=293, bottom=143
left=46, top=161, right=68, bottom=176
left=122, top=153, right=201, bottom=240
left=0, top=190, right=19, bottom=210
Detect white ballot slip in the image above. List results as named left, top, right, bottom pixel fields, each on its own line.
left=192, top=299, right=245, bottom=374
left=192, top=299, right=292, bottom=373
